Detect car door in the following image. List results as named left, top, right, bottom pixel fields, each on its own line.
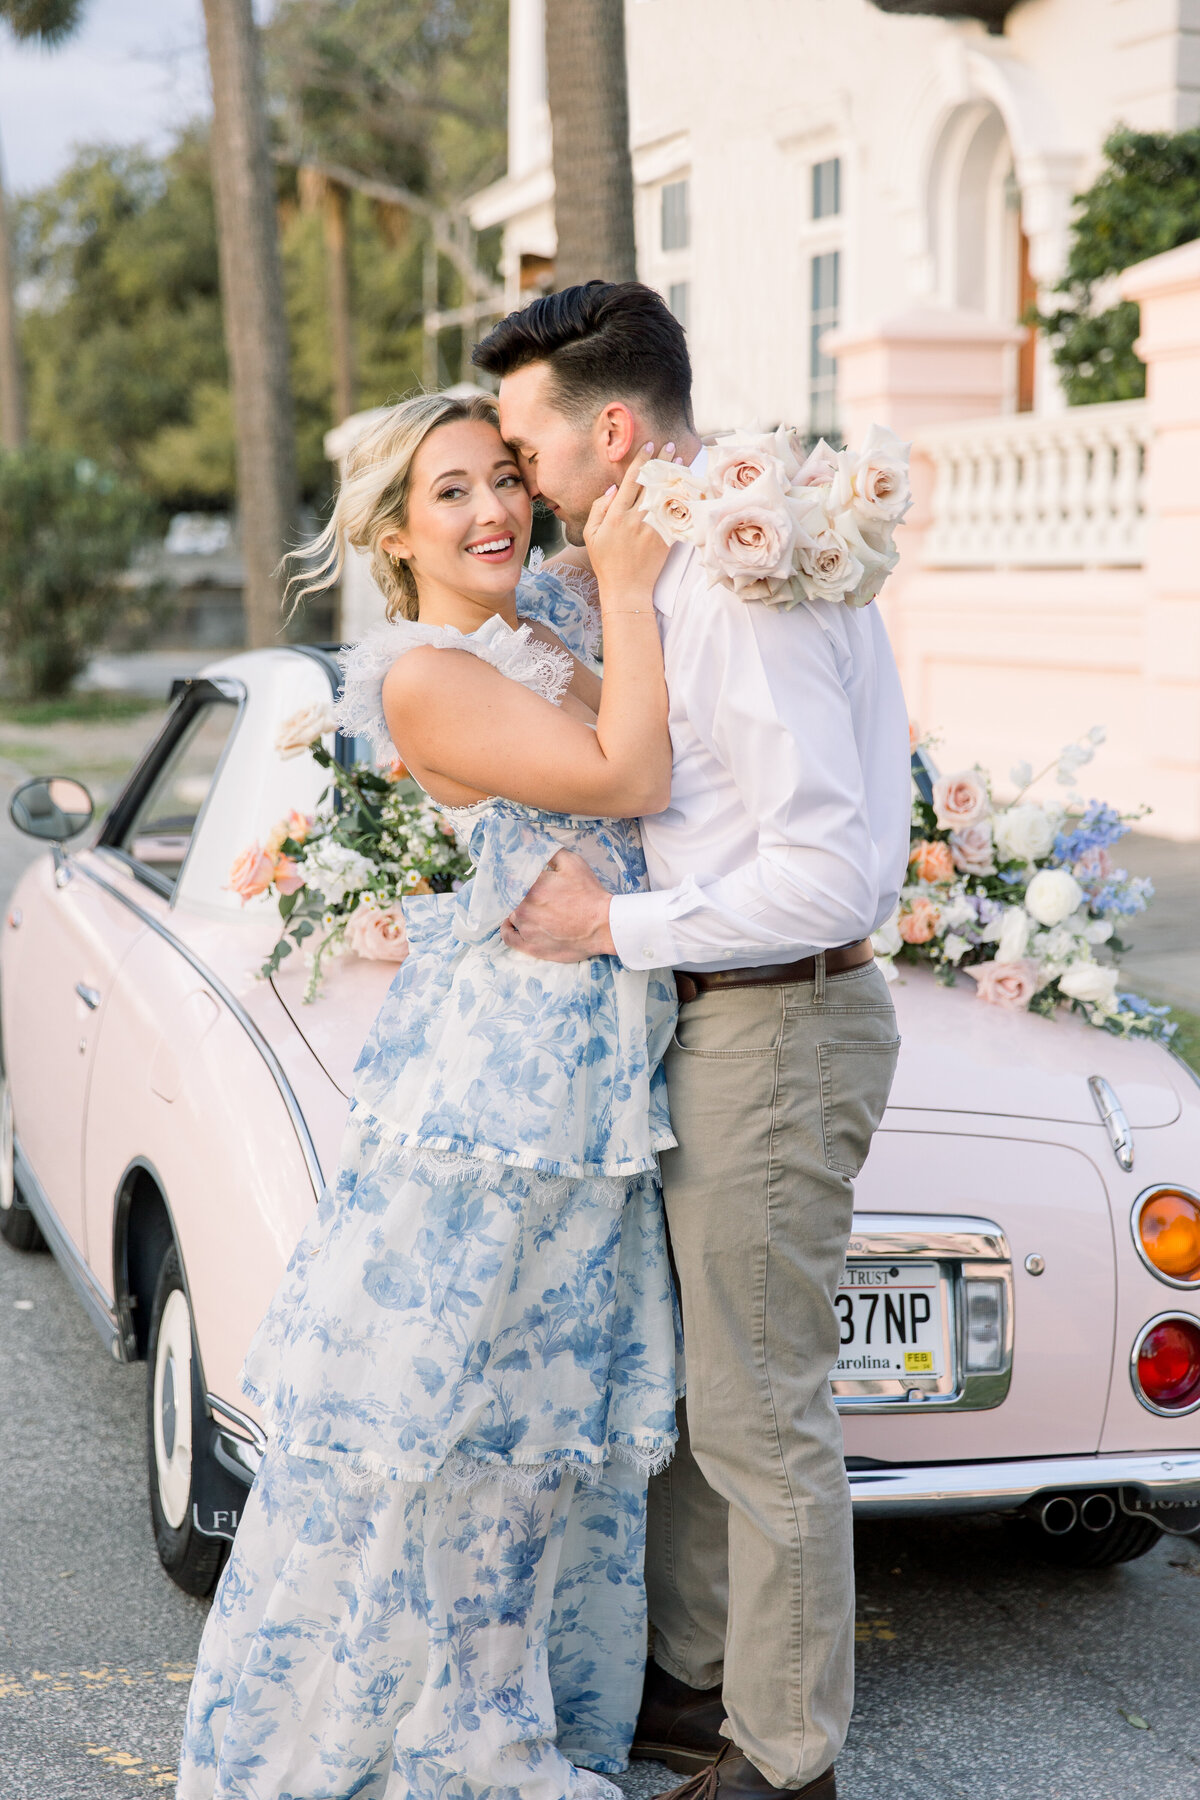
left=4, top=862, right=145, bottom=1254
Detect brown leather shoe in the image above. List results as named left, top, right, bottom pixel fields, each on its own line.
left=652, top=1741, right=837, bottom=1800
left=631, top=1660, right=727, bottom=1775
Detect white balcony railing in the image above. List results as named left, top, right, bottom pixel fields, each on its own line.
left=917, top=400, right=1149, bottom=569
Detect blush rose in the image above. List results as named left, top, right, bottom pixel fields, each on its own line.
left=345, top=901, right=410, bottom=962
left=932, top=770, right=990, bottom=832
left=965, top=959, right=1040, bottom=1010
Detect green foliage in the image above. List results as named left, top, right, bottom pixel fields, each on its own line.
left=1035, top=128, right=1200, bottom=405
left=0, top=0, right=83, bottom=46
left=266, top=0, right=508, bottom=198
left=16, top=133, right=229, bottom=510
left=0, top=447, right=159, bottom=698
left=13, top=2, right=508, bottom=516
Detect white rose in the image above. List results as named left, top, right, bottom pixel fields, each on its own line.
left=1024, top=867, right=1084, bottom=927
left=993, top=803, right=1056, bottom=864
left=995, top=906, right=1032, bottom=964
left=1058, top=961, right=1121, bottom=1011
left=793, top=519, right=863, bottom=604
left=275, top=701, right=336, bottom=759
left=712, top=426, right=803, bottom=484
left=702, top=482, right=797, bottom=602
left=872, top=910, right=902, bottom=958
left=1083, top=918, right=1114, bottom=945
left=706, top=442, right=789, bottom=496
left=942, top=932, right=970, bottom=965
left=637, top=462, right=709, bottom=546
left=827, top=423, right=913, bottom=533
left=791, top=437, right=839, bottom=489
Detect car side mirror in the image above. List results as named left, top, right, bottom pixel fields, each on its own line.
left=8, top=775, right=95, bottom=843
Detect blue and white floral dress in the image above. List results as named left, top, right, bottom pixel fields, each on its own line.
left=177, top=567, right=681, bottom=1800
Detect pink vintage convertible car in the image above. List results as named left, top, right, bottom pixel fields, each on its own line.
left=3, top=644, right=1200, bottom=1596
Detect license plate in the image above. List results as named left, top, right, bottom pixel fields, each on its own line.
left=834, top=1261, right=944, bottom=1380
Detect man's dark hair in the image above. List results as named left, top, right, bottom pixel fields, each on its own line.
left=472, top=281, right=694, bottom=429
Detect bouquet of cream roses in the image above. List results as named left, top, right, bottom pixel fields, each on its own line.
left=874, top=726, right=1175, bottom=1043
left=636, top=422, right=911, bottom=607
left=228, top=704, right=472, bottom=1000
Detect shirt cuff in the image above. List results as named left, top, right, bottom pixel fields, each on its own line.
left=608, top=890, right=681, bottom=971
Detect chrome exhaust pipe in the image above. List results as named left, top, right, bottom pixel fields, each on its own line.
left=1079, top=1492, right=1117, bottom=1533
left=1039, top=1494, right=1078, bottom=1536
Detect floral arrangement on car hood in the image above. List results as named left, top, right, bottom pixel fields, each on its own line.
left=636, top=422, right=911, bottom=608
left=228, top=703, right=472, bottom=1000
left=873, top=726, right=1175, bottom=1043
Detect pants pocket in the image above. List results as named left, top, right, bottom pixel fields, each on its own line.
left=817, top=1037, right=901, bottom=1176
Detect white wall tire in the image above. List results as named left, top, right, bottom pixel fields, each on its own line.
left=145, top=1244, right=225, bottom=1596
left=0, top=1077, right=45, bottom=1253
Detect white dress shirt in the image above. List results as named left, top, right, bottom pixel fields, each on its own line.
left=608, top=494, right=912, bottom=975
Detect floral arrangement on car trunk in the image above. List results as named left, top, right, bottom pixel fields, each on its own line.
left=874, top=726, right=1175, bottom=1043
left=636, top=422, right=911, bottom=607
left=228, top=702, right=472, bottom=1000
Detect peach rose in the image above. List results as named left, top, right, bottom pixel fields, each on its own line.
left=949, top=820, right=997, bottom=877
left=380, top=756, right=409, bottom=782
left=265, top=809, right=313, bottom=855
left=965, top=959, right=1040, bottom=1011
left=908, top=720, right=920, bottom=751
left=227, top=842, right=274, bottom=901
left=909, top=839, right=956, bottom=885
left=273, top=854, right=306, bottom=896
left=344, top=901, right=410, bottom=962
left=932, top=770, right=990, bottom=832
left=898, top=896, right=940, bottom=944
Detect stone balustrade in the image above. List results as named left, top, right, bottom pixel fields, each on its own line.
left=917, top=401, right=1150, bottom=570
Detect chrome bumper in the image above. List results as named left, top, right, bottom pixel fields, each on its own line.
left=848, top=1451, right=1200, bottom=1516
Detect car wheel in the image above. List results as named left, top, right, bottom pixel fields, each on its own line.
left=1021, top=1510, right=1163, bottom=1569
left=146, top=1244, right=226, bottom=1597
left=0, top=1077, right=45, bottom=1253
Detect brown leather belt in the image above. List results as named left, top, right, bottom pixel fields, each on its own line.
left=673, top=939, right=874, bottom=1005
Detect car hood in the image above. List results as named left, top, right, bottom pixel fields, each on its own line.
left=273, top=957, right=1186, bottom=1131
left=887, top=966, right=1184, bottom=1128
left=271, top=954, right=398, bottom=1098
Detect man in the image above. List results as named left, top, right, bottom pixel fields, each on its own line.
left=472, top=282, right=910, bottom=1800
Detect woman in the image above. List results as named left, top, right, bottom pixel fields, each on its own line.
left=177, top=393, right=681, bottom=1800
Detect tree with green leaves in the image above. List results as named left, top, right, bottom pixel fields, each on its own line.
left=1035, top=128, right=1200, bottom=405
left=0, top=446, right=155, bottom=697
left=0, top=0, right=85, bottom=448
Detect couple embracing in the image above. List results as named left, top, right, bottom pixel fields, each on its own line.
left=177, top=281, right=910, bottom=1800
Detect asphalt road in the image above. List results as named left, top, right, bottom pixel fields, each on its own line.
left=2, top=1225, right=1199, bottom=1800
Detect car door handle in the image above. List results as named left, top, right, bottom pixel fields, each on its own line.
left=75, top=982, right=101, bottom=1010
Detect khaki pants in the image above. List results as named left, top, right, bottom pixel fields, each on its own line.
left=648, top=960, right=899, bottom=1789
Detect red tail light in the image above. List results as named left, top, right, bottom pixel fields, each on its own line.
left=1133, top=1315, right=1200, bottom=1413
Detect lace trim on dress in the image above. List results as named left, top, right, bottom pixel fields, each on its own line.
left=335, top=614, right=575, bottom=763
left=256, top=1430, right=676, bottom=1499
left=385, top=1143, right=632, bottom=1212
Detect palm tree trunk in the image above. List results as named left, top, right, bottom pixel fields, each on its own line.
left=322, top=179, right=354, bottom=428
left=201, top=0, right=297, bottom=648
left=544, top=0, right=636, bottom=289
left=0, top=152, right=25, bottom=450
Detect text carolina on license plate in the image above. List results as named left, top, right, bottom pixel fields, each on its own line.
left=834, top=1261, right=944, bottom=1380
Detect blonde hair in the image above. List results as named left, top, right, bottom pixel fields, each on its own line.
left=287, top=392, right=502, bottom=623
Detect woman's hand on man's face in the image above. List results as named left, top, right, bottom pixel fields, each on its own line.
left=584, top=444, right=673, bottom=600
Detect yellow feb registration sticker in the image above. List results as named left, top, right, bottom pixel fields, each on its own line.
left=904, top=1351, right=935, bottom=1374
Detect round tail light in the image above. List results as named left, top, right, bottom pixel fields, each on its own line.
left=1131, top=1314, right=1200, bottom=1415
left=1133, top=1187, right=1200, bottom=1286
